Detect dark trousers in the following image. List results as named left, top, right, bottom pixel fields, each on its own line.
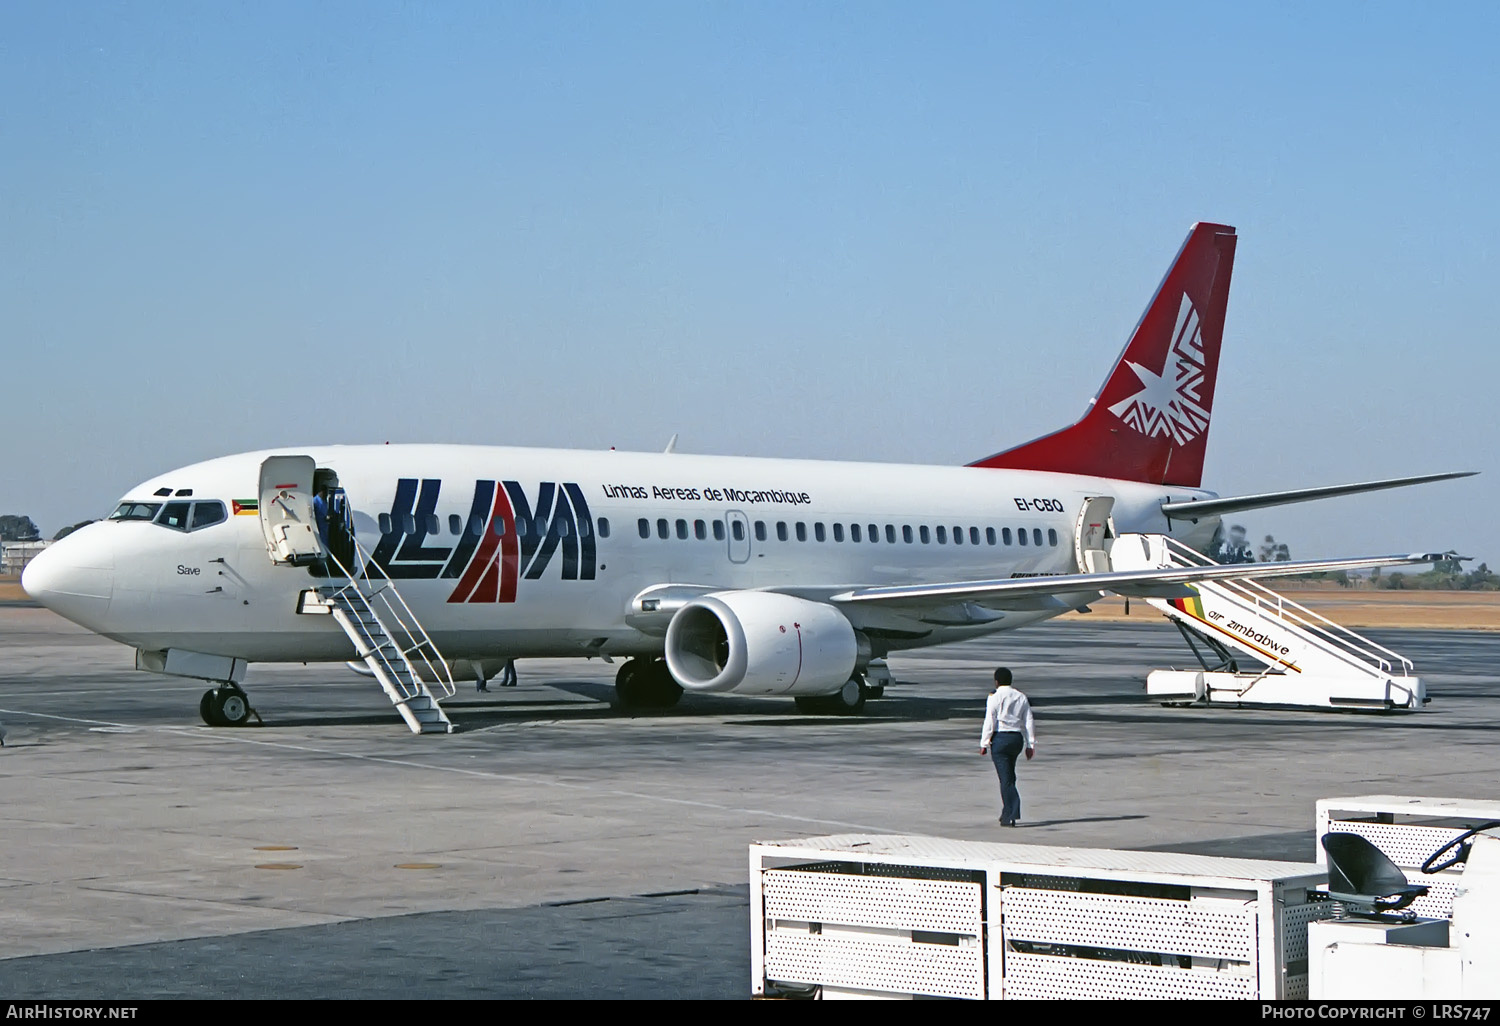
left=989, top=731, right=1025, bottom=824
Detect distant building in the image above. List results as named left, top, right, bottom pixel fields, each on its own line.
left=1, top=540, right=51, bottom=576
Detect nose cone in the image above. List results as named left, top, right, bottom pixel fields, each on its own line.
left=22, top=525, right=115, bottom=630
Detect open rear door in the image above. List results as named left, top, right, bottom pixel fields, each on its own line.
left=1073, top=496, right=1116, bottom=574
left=258, top=455, right=324, bottom=566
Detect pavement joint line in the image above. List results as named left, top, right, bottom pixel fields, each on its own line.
left=70, top=883, right=358, bottom=922
left=0, top=703, right=896, bottom=834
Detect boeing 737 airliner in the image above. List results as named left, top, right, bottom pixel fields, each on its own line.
left=22, top=223, right=1470, bottom=729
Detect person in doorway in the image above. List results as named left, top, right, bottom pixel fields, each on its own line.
left=499, top=658, right=517, bottom=687
left=979, top=667, right=1035, bottom=827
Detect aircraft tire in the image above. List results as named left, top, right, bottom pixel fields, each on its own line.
left=835, top=678, right=866, bottom=714
left=199, top=689, right=224, bottom=727
left=793, top=680, right=866, bottom=715
left=615, top=660, right=647, bottom=709
left=212, top=687, right=251, bottom=728
left=644, top=662, right=683, bottom=708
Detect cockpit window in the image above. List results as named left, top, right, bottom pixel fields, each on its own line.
left=158, top=502, right=192, bottom=530
left=109, top=500, right=227, bottom=531
left=190, top=502, right=227, bottom=530
left=110, top=502, right=162, bottom=521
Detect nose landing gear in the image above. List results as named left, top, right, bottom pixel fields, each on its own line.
left=199, top=684, right=260, bottom=727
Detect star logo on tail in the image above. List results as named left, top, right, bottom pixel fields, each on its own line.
left=1108, top=295, right=1210, bottom=444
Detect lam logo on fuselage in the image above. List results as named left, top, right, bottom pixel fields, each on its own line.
left=369, top=479, right=596, bottom=602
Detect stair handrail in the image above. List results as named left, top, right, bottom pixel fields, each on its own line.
left=322, top=541, right=457, bottom=701
left=1161, top=537, right=1414, bottom=677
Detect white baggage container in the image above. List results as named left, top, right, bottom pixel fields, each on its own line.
left=751, top=834, right=1330, bottom=999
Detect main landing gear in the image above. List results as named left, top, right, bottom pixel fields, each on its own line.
left=614, top=658, right=684, bottom=710
left=794, top=674, right=878, bottom=715
left=198, top=684, right=259, bottom=727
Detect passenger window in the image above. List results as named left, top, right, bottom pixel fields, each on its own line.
left=676, top=519, right=689, bottom=540
left=657, top=518, right=669, bottom=539
left=712, top=520, right=725, bottom=541
left=694, top=519, right=707, bottom=540
left=449, top=514, right=462, bottom=535
left=638, top=518, right=650, bottom=539
left=936, top=526, right=947, bottom=544
left=401, top=513, right=417, bottom=534
left=920, top=526, right=931, bottom=544
left=814, top=523, right=826, bottom=542
left=1048, top=528, right=1058, bottom=547
left=1003, top=527, right=1013, bottom=545
left=557, top=520, right=571, bottom=537
left=754, top=521, right=766, bottom=541
left=469, top=515, right=486, bottom=537
left=579, top=519, right=592, bottom=538
left=971, top=527, right=982, bottom=546
left=872, top=524, right=881, bottom=543
left=795, top=522, right=807, bottom=542
left=157, top=502, right=191, bottom=530
left=732, top=520, right=745, bottom=542
left=777, top=522, right=788, bottom=542
left=379, top=513, right=393, bottom=534
left=850, top=523, right=861, bottom=543
left=598, top=518, right=610, bottom=538
left=492, top=518, right=508, bottom=537
left=902, top=525, right=913, bottom=544
left=1018, top=528, right=1028, bottom=546
left=190, top=502, right=227, bottom=530
left=426, top=514, right=439, bottom=535
left=1034, top=528, right=1043, bottom=546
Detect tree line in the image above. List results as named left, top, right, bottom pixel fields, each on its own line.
left=1, top=515, right=98, bottom=543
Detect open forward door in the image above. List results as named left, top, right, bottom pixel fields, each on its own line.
left=258, top=455, right=324, bottom=566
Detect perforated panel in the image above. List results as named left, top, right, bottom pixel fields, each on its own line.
left=1405, top=875, right=1460, bottom=919
left=1279, top=896, right=1335, bottom=963
left=1004, top=951, right=1256, bottom=999
left=1001, top=888, right=1256, bottom=961
left=765, top=933, right=984, bottom=1000
left=763, top=871, right=983, bottom=934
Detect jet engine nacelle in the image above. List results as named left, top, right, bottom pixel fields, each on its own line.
left=664, top=591, right=858, bottom=696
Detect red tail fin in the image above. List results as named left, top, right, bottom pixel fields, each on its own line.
left=970, top=222, right=1237, bottom=488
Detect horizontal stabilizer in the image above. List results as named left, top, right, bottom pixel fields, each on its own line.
left=1160, top=471, right=1477, bottom=521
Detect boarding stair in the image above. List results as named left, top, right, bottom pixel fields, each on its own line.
left=1111, top=533, right=1424, bottom=710
left=298, top=541, right=457, bottom=734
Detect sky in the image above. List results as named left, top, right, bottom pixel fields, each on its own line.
left=2, top=2, right=1495, bottom=565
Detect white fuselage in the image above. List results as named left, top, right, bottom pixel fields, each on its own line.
left=30, top=444, right=1218, bottom=664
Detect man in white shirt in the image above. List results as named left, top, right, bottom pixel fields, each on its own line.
left=978, top=667, right=1035, bottom=827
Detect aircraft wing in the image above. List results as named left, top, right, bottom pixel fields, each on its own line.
left=826, top=550, right=1448, bottom=612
